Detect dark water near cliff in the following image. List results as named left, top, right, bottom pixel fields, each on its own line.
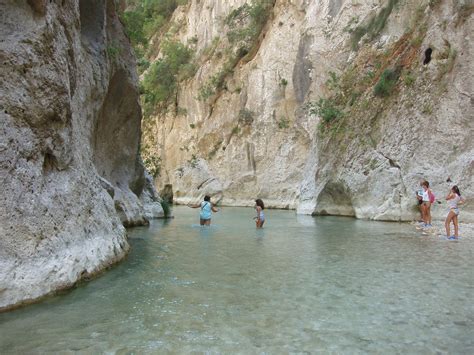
left=0, top=207, right=473, bottom=353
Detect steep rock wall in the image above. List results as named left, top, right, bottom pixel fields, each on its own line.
left=143, top=0, right=473, bottom=220
left=297, top=0, right=474, bottom=222
left=0, top=0, right=161, bottom=310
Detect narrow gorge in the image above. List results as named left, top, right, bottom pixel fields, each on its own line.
left=1, top=0, right=473, bottom=351
left=0, top=0, right=473, bottom=311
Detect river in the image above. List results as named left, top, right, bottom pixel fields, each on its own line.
left=0, top=206, right=472, bottom=353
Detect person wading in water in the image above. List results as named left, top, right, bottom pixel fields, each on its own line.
left=188, top=195, right=219, bottom=226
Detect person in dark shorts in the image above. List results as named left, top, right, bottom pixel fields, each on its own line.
left=189, top=195, right=219, bottom=226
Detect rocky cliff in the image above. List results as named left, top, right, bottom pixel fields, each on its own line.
left=142, top=0, right=473, bottom=222
left=0, top=0, right=162, bottom=310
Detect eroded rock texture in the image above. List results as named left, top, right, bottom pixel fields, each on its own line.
left=0, top=0, right=161, bottom=310
left=144, top=0, right=473, bottom=221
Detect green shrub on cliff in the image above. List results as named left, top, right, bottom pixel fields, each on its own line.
left=238, top=108, right=255, bottom=125
left=141, top=40, right=193, bottom=115
left=374, top=68, right=399, bottom=97
left=225, top=0, right=273, bottom=51
left=308, top=98, right=343, bottom=124
left=122, top=0, right=188, bottom=44
left=278, top=117, right=290, bottom=129
left=121, top=0, right=189, bottom=70
left=121, top=10, right=148, bottom=47
left=142, top=60, right=175, bottom=109
left=197, top=62, right=236, bottom=100
left=143, top=155, right=162, bottom=177
left=197, top=1, right=274, bottom=102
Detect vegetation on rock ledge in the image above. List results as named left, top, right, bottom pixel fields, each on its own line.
left=197, top=0, right=275, bottom=102
left=141, top=40, right=194, bottom=116
left=308, top=3, right=433, bottom=137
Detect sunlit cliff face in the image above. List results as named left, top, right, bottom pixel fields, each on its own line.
left=139, top=0, right=473, bottom=222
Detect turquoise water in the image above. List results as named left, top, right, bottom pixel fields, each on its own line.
left=0, top=206, right=473, bottom=353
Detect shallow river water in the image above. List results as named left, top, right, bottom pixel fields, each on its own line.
left=1, top=207, right=473, bottom=353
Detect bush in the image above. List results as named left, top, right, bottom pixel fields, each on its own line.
left=279, top=78, right=288, bottom=87
left=238, top=108, right=255, bottom=125
left=326, top=71, right=339, bottom=90
left=197, top=82, right=216, bottom=101
left=374, top=68, right=399, bottom=97
left=197, top=64, right=233, bottom=101
left=142, top=60, right=175, bottom=110
left=142, top=155, right=162, bottom=178
left=141, top=40, right=194, bottom=114
left=225, top=0, right=274, bottom=61
left=278, top=117, right=289, bottom=129
left=143, top=15, right=166, bottom=38
left=162, top=41, right=193, bottom=70
left=308, top=98, right=343, bottom=124
left=196, top=1, right=274, bottom=102
left=225, top=1, right=273, bottom=46
left=121, top=0, right=190, bottom=80
left=121, top=10, right=148, bottom=47
left=122, top=0, right=187, bottom=47
left=137, top=57, right=150, bottom=74
left=404, top=72, right=415, bottom=86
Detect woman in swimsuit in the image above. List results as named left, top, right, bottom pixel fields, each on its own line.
left=254, top=199, right=265, bottom=228
left=445, top=186, right=465, bottom=239
left=189, top=195, right=219, bottom=226
left=421, top=181, right=433, bottom=227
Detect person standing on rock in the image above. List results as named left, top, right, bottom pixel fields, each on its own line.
left=254, top=199, right=265, bottom=228
left=188, top=195, right=219, bottom=226
left=444, top=186, right=465, bottom=239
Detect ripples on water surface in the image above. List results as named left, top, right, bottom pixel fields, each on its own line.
left=1, top=207, right=473, bottom=353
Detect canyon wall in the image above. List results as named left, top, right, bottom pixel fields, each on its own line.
left=0, top=0, right=161, bottom=310
left=143, top=0, right=473, bottom=221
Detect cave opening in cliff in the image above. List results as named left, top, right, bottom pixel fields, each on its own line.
left=314, top=182, right=355, bottom=217
left=423, top=47, right=433, bottom=65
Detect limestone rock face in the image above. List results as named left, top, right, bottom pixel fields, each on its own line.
left=0, top=0, right=158, bottom=310
left=140, top=171, right=165, bottom=219
left=145, top=0, right=473, bottom=221
left=174, top=158, right=224, bottom=205
left=295, top=0, right=474, bottom=223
